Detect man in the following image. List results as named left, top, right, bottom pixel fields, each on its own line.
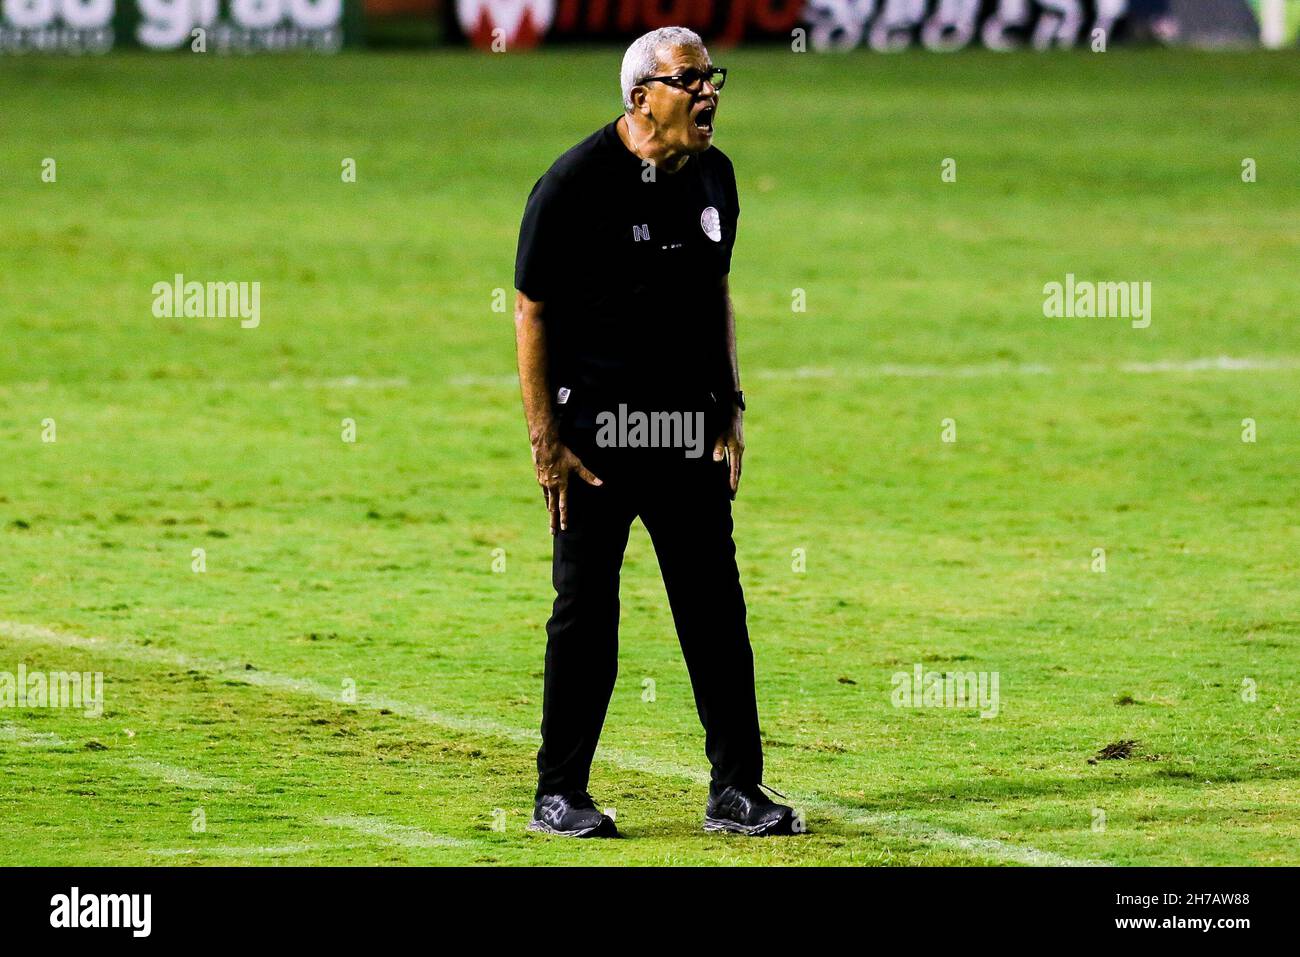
left=513, top=27, right=796, bottom=838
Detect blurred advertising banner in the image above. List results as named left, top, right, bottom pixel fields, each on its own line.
left=446, top=0, right=1297, bottom=51
left=804, top=0, right=1131, bottom=52
left=453, top=0, right=801, bottom=48
left=448, top=0, right=1126, bottom=49
left=0, top=0, right=363, bottom=53
left=0, top=0, right=118, bottom=51
left=2, top=0, right=1293, bottom=51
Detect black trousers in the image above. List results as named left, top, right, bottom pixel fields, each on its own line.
left=535, top=424, right=764, bottom=796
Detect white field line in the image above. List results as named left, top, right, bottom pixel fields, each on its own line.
left=0, top=691, right=476, bottom=859
left=0, top=722, right=67, bottom=747
left=0, top=621, right=1106, bottom=866
left=1, top=721, right=235, bottom=800
left=320, top=815, right=471, bottom=849
left=2, top=357, right=1294, bottom=395
left=752, top=362, right=1055, bottom=380
left=149, top=844, right=330, bottom=858
left=445, top=356, right=1300, bottom=389
left=267, top=376, right=410, bottom=390
left=1117, top=356, right=1300, bottom=373
left=2, top=721, right=244, bottom=791
left=3, top=725, right=478, bottom=861
left=2, top=723, right=242, bottom=795
left=854, top=813, right=1090, bottom=867
left=129, top=759, right=245, bottom=793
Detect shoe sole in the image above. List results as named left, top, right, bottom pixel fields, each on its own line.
left=703, top=814, right=795, bottom=837
left=526, top=816, right=619, bottom=839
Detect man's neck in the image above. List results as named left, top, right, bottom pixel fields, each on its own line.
left=617, top=114, right=691, bottom=175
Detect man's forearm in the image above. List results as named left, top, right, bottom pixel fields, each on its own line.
left=722, top=279, right=741, bottom=395
left=715, top=279, right=745, bottom=495
left=514, top=292, right=557, bottom=448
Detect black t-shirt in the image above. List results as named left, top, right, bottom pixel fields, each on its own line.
left=514, top=118, right=739, bottom=414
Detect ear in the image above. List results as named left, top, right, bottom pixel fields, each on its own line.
left=630, top=85, right=651, bottom=116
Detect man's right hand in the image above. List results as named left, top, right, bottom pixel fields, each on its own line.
left=532, top=439, right=602, bottom=534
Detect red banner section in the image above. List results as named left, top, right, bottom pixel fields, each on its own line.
left=454, top=0, right=803, bottom=49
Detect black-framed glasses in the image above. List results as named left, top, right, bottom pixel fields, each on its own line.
left=637, top=67, right=727, bottom=93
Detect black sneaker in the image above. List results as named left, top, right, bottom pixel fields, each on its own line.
left=527, top=791, right=619, bottom=838
left=704, top=783, right=798, bottom=836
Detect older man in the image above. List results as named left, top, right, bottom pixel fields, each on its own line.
left=514, top=27, right=795, bottom=838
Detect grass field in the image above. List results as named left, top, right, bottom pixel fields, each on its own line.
left=1, top=48, right=1297, bottom=866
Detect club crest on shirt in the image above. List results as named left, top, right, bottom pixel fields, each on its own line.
left=700, top=206, right=722, bottom=242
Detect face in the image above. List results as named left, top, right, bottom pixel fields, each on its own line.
left=638, top=44, right=720, bottom=154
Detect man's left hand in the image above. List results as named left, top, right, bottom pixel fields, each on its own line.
left=712, top=411, right=744, bottom=499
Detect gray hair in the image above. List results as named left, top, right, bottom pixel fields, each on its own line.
left=620, top=26, right=706, bottom=112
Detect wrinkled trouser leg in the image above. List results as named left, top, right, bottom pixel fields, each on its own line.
left=639, top=455, right=763, bottom=788
left=536, top=475, right=635, bottom=795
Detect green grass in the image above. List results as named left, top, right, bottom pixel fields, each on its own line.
left=0, top=48, right=1297, bottom=866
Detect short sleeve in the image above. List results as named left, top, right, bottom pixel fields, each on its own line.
left=514, top=171, right=570, bottom=302
left=721, top=155, right=740, bottom=274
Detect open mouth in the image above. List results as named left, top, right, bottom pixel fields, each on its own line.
left=692, top=102, right=716, bottom=132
